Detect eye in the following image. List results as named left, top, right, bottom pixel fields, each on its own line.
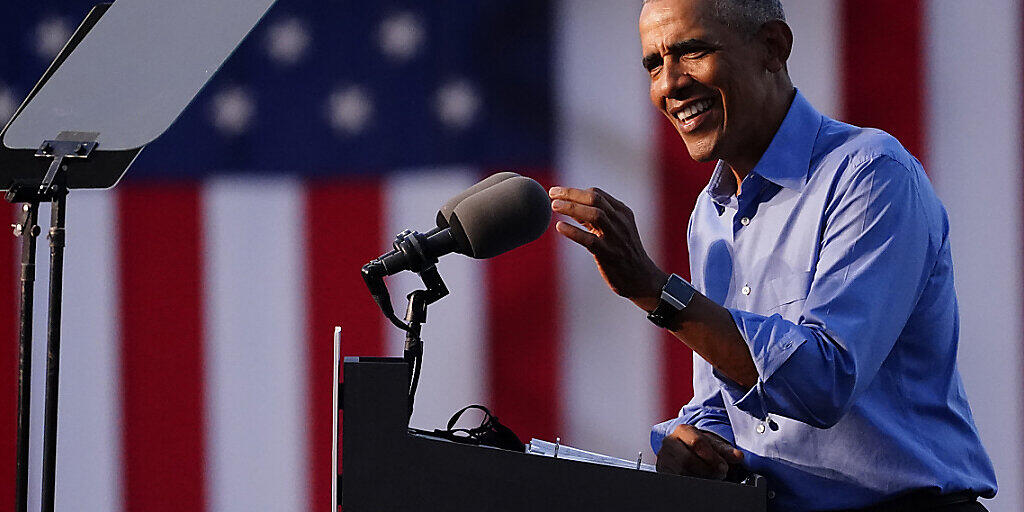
left=642, top=56, right=662, bottom=74
left=685, top=49, right=714, bottom=59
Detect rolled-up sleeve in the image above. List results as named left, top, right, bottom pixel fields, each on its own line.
left=653, top=353, right=735, bottom=452
left=718, top=155, right=935, bottom=428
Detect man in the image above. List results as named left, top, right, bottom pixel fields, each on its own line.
left=548, top=0, right=997, bottom=510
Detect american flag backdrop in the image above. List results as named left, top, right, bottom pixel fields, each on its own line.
left=0, top=1, right=1021, bottom=511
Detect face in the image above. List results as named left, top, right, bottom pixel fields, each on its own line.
left=640, top=0, right=775, bottom=165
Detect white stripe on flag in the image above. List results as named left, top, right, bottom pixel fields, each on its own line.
left=925, top=2, right=1022, bottom=509
left=56, top=191, right=122, bottom=512
left=384, top=169, right=488, bottom=432
left=784, top=0, right=840, bottom=118
left=203, top=177, right=308, bottom=512
left=555, top=0, right=661, bottom=460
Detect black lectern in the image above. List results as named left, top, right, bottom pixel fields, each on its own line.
left=339, top=357, right=768, bottom=511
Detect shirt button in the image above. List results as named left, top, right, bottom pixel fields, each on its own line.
left=741, top=285, right=751, bottom=295
left=768, top=491, right=776, bottom=500
left=740, top=216, right=750, bottom=226
left=756, top=423, right=766, bottom=434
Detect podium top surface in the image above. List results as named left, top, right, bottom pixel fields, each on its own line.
left=3, top=0, right=277, bottom=151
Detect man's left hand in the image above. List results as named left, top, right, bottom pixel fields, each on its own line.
left=549, top=186, right=668, bottom=311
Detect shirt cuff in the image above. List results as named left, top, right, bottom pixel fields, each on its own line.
left=650, top=417, right=686, bottom=454
left=695, top=420, right=735, bottom=446
left=714, top=369, right=766, bottom=419
left=651, top=415, right=736, bottom=454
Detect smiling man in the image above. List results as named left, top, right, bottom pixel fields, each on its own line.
left=547, top=0, right=997, bottom=510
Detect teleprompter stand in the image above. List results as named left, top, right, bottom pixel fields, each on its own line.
left=6, top=131, right=98, bottom=512
left=2, top=7, right=128, bottom=511
left=1, top=0, right=278, bottom=510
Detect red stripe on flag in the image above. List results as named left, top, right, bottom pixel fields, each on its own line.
left=118, top=184, right=207, bottom=512
left=656, top=121, right=716, bottom=419
left=486, top=171, right=561, bottom=440
left=841, top=0, right=924, bottom=158
left=1, top=204, right=17, bottom=507
left=305, top=180, right=385, bottom=511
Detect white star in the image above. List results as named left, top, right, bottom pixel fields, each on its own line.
left=327, top=85, right=373, bottom=136
left=378, top=12, right=425, bottom=61
left=210, top=87, right=256, bottom=135
left=435, top=80, right=480, bottom=130
left=0, top=85, right=18, bottom=128
left=35, top=18, right=72, bottom=60
left=265, top=17, right=311, bottom=66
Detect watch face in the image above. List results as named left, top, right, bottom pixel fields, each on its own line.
left=649, top=274, right=695, bottom=329
left=662, top=274, right=695, bottom=309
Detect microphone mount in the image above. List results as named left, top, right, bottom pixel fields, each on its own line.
left=362, top=228, right=450, bottom=418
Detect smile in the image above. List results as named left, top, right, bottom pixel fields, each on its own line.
left=675, top=98, right=714, bottom=122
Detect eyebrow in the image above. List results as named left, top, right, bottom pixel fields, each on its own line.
left=642, top=38, right=720, bottom=70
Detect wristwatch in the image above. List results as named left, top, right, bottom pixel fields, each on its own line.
left=647, top=273, right=697, bottom=329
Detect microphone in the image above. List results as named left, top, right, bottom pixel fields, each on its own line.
left=364, top=174, right=551, bottom=277
left=436, top=171, right=519, bottom=228
left=445, top=175, right=551, bottom=259
left=362, top=173, right=549, bottom=418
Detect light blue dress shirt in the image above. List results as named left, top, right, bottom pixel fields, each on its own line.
left=651, top=91, right=997, bottom=511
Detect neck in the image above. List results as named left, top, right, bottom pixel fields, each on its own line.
left=725, top=85, right=796, bottom=193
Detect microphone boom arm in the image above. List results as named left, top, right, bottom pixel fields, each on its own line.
left=362, top=228, right=451, bottom=418
left=361, top=227, right=454, bottom=331
left=360, top=265, right=409, bottom=332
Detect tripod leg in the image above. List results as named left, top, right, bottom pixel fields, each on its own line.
left=13, top=202, right=40, bottom=512
left=40, top=187, right=67, bottom=512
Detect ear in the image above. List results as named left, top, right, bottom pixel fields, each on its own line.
left=759, top=20, right=793, bottom=73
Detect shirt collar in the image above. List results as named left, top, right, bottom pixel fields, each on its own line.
left=707, top=89, right=822, bottom=206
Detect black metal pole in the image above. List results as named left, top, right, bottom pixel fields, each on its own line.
left=40, top=184, right=67, bottom=512
left=12, top=201, right=40, bottom=512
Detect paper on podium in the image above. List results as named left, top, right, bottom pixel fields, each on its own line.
left=527, top=439, right=657, bottom=472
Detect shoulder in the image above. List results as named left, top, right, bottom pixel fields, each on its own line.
left=818, top=119, right=921, bottom=176
left=813, top=118, right=930, bottom=198
left=812, top=119, right=947, bottom=236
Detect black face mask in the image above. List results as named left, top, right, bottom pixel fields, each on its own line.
left=431, top=404, right=525, bottom=453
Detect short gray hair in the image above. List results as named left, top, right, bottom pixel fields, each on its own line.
left=643, top=0, right=786, bottom=36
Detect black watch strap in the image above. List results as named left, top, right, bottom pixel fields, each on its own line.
left=647, top=274, right=696, bottom=329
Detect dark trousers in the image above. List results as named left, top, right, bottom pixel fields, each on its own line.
left=921, top=502, right=987, bottom=512
left=860, top=502, right=986, bottom=512
left=831, top=491, right=987, bottom=512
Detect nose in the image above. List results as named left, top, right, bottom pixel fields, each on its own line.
left=653, top=58, right=694, bottom=102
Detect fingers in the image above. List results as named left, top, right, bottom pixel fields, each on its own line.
left=549, top=186, right=612, bottom=229
left=655, top=425, right=741, bottom=480
left=656, top=436, right=726, bottom=479
left=548, top=186, right=614, bottom=210
left=555, top=221, right=601, bottom=252
left=717, top=445, right=745, bottom=464
left=655, top=446, right=683, bottom=474
left=678, top=429, right=729, bottom=478
left=550, top=186, right=634, bottom=219
left=590, top=186, right=630, bottom=212
left=551, top=199, right=607, bottom=228
left=703, top=430, right=745, bottom=464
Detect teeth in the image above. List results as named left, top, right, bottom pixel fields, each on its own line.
left=676, top=99, right=712, bottom=121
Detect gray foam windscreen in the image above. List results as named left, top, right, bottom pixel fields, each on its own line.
left=436, top=171, right=520, bottom=228
left=448, top=176, right=551, bottom=259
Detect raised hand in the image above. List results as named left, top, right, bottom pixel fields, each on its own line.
left=549, top=186, right=668, bottom=311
